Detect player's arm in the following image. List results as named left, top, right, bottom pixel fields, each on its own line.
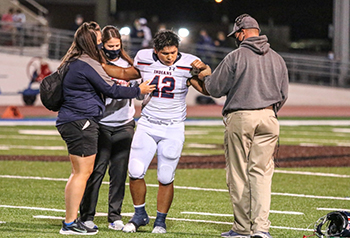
left=102, top=63, right=141, bottom=81
left=186, top=76, right=210, bottom=95
left=190, top=59, right=211, bottom=81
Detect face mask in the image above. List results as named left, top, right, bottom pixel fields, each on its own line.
left=103, top=48, right=121, bottom=60
left=97, top=42, right=103, bottom=50
left=235, top=38, right=243, bottom=47
left=234, top=31, right=244, bottom=47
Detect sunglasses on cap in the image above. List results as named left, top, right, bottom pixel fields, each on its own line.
left=234, top=14, right=251, bottom=28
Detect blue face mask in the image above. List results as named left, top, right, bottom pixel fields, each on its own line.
left=97, top=43, right=103, bottom=50
left=103, top=48, right=121, bottom=60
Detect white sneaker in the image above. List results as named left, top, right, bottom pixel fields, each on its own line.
left=82, top=220, right=98, bottom=230
left=122, top=222, right=136, bottom=233
left=108, top=220, right=124, bottom=230
left=152, top=226, right=166, bottom=234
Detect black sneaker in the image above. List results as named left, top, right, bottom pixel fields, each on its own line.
left=59, top=219, right=98, bottom=235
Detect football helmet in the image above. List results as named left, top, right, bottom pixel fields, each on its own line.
left=314, top=211, right=350, bottom=237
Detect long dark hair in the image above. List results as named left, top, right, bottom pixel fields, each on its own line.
left=60, top=21, right=104, bottom=67
left=101, top=25, right=133, bottom=65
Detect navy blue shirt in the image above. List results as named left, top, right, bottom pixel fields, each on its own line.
left=56, top=54, right=140, bottom=126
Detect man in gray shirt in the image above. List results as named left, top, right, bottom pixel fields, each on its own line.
left=192, top=14, right=288, bottom=238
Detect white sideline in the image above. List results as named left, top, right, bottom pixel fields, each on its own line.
left=1, top=174, right=350, bottom=201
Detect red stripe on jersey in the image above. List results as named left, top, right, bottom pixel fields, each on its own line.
left=137, top=62, right=152, bottom=66
left=176, top=66, right=191, bottom=71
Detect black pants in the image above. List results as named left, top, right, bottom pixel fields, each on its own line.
left=80, top=120, right=135, bottom=223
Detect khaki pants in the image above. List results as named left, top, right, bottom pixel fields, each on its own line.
left=223, top=108, right=279, bottom=235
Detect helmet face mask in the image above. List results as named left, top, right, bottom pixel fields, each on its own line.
left=315, top=211, right=350, bottom=237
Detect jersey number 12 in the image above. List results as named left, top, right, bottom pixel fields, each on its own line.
left=150, top=75, right=175, bottom=99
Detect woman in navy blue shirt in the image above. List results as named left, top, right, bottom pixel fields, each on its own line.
left=57, top=22, right=154, bottom=235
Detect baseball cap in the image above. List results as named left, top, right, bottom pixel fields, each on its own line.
left=139, top=18, right=147, bottom=25
left=227, top=14, right=261, bottom=37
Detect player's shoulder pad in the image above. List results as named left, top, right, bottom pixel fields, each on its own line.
left=175, top=52, right=200, bottom=73
left=178, top=52, right=200, bottom=63
left=134, top=49, right=154, bottom=67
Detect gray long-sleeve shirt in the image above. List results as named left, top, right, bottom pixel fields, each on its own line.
left=204, top=35, right=289, bottom=116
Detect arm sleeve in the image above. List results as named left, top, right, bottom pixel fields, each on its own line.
left=84, top=62, right=140, bottom=99
left=276, top=62, right=289, bottom=112
left=204, top=57, right=234, bottom=98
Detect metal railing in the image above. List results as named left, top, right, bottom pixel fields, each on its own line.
left=1, top=21, right=350, bottom=87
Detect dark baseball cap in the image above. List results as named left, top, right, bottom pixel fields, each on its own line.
left=227, top=14, right=261, bottom=37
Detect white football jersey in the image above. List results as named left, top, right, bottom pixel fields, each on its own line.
left=99, top=57, right=137, bottom=127
left=134, top=49, right=199, bottom=121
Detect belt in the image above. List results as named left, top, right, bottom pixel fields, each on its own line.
left=224, top=105, right=274, bottom=116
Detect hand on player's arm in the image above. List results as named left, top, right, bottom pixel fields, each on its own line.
left=138, top=79, right=156, bottom=94
left=187, top=76, right=210, bottom=95
left=102, top=63, right=141, bottom=81
left=190, top=60, right=212, bottom=81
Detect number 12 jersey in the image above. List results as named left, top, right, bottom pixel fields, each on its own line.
left=134, top=49, right=200, bottom=121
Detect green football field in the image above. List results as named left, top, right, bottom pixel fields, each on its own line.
left=0, top=118, right=349, bottom=237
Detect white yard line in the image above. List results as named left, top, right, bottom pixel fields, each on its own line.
left=31, top=214, right=312, bottom=232
left=282, top=137, right=350, bottom=144
left=0, top=205, right=65, bottom=212
left=181, top=210, right=304, bottom=216
left=317, top=207, right=350, bottom=211
left=1, top=173, right=349, bottom=201
left=0, top=135, right=61, bottom=140
left=0, top=145, right=65, bottom=150
left=18, top=130, right=59, bottom=135
left=275, top=170, right=350, bottom=178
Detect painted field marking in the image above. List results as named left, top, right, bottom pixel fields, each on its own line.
left=18, top=130, right=59, bottom=135
left=282, top=137, right=350, bottom=144
left=0, top=145, right=65, bottom=151
left=181, top=152, right=214, bottom=156
left=317, top=207, right=350, bottom=211
left=333, top=128, right=350, bottom=133
left=283, top=130, right=350, bottom=136
left=0, top=135, right=61, bottom=140
left=31, top=213, right=312, bottom=232
left=185, top=130, right=208, bottom=135
left=0, top=205, right=65, bottom=212
left=1, top=174, right=349, bottom=201
left=181, top=210, right=304, bottom=216
left=279, top=120, right=350, bottom=126
left=0, top=221, right=6, bottom=224
left=186, top=143, right=217, bottom=149
left=275, top=170, right=350, bottom=178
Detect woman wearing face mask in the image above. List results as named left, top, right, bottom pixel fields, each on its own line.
left=79, top=25, right=139, bottom=232
left=57, top=23, right=155, bottom=235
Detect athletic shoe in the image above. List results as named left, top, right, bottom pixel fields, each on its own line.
left=59, top=219, right=98, bottom=235
left=122, top=213, right=149, bottom=233
left=108, top=220, right=124, bottom=230
left=251, top=231, right=272, bottom=238
left=152, top=226, right=167, bottom=234
left=221, top=230, right=250, bottom=237
left=122, top=222, right=137, bottom=233
left=82, top=220, right=98, bottom=230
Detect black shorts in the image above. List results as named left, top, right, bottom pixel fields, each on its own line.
left=57, top=119, right=99, bottom=157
